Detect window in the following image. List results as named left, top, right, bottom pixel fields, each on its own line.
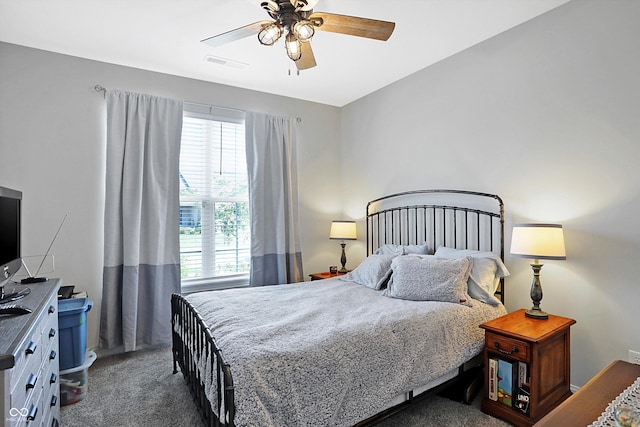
left=179, top=105, right=250, bottom=287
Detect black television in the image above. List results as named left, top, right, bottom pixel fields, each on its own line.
left=0, top=186, right=22, bottom=289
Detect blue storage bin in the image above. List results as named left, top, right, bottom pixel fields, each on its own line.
left=58, top=297, right=93, bottom=371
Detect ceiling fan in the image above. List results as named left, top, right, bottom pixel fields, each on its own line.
left=201, top=0, right=395, bottom=70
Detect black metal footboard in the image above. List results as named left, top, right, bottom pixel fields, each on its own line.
left=172, top=293, right=235, bottom=427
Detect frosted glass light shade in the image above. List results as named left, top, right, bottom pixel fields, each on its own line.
left=285, top=32, right=302, bottom=61
left=293, top=20, right=314, bottom=41
left=329, top=221, right=357, bottom=240
left=510, top=224, right=566, bottom=260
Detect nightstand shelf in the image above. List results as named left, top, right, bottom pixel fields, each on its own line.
left=480, top=309, right=576, bottom=427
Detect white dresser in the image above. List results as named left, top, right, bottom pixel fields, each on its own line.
left=0, top=280, right=60, bottom=427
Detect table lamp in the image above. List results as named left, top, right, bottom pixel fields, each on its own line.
left=510, top=223, right=566, bottom=319
left=329, top=220, right=357, bottom=273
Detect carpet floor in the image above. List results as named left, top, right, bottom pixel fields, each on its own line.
left=61, top=346, right=511, bottom=426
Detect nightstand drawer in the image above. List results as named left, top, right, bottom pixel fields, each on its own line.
left=485, top=332, right=530, bottom=363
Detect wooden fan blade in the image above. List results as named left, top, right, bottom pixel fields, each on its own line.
left=309, top=12, right=395, bottom=41
left=201, top=20, right=273, bottom=48
left=296, top=42, right=317, bottom=70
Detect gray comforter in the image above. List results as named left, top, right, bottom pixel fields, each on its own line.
left=185, top=278, right=506, bottom=427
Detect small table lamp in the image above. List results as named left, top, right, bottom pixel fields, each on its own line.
left=329, top=220, right=357, bottom=273
left=510, top=223, right=566, bottom=319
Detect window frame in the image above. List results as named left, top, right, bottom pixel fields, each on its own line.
left=179, top=104, right=250, bottom=292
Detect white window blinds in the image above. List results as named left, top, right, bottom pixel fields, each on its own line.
left=179, top=106, right=250, bottom=281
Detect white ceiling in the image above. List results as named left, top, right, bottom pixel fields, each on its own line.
left=0, top=0, right=570, bottom=107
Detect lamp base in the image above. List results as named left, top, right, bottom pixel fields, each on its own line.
left=339, top=242, right=348, bottom=273
left=525, top=308, right=549, bottom=319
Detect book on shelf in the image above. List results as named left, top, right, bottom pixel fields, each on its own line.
left=488, top=357, right=498, bottom=401
left=497, top=358, right=518, bottom=407
left=515, top=361, right=531, bottom=414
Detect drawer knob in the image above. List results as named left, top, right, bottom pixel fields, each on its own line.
left=49, top=328, right=56, bottom=338
left=50, top=350, right=57, bottom=360
left=48, top=305, right=56, bottom=314
left=494, top=341, right=519, bottom=355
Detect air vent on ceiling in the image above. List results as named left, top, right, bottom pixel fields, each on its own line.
left=204, top=55, right=248, bottom=69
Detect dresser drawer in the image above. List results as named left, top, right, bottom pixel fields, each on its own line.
left=25, top=379, right=43, bottom=426
left=41, top=301, right=58, bottom=334
left=11, top=339, right=43, bottom=398
left=10, top=332, right=43, bottom=397
left=485, top=332, right=530, bottom=362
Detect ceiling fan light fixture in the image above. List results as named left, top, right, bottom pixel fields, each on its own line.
left=293, top=20, right=315, bottom=41
left=258, top=23, right=282, bottom=46
left=290, top=0, right=319, bottom=12
left=285, top=32, right=302, bottom=61
left=261, top=1, right=280, bottom=13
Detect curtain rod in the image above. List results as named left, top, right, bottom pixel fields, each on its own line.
left=94, top=85, right=301, bottom=122
left=185, top=100, right=302, bottom=123
left=184, top=100, right=245, bottom=115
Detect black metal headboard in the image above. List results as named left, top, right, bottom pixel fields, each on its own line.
left=366, top=189, right=505, bottom=303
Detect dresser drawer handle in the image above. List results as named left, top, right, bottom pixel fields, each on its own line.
left=26, top=341, right=37, bottom=355
left=51, top=395, right=58, bottom=407
left=48, top=305, right=56, bottom=314
left=494, top=341, right=519, bottom=355
left=27, top=403, right=37, bottom=421
left=49, top=350, right=57, bottom=360
left=26, top=373, right=38, bottom=389
left=50, top=373, right=57, bottom=384
left=49, top=328, right=56, bottom=338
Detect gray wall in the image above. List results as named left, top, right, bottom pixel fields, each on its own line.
left=2, top=0, right=639, bottom=390
left=0, top=42, right=342, bottom=350
left=341, top=0, right=640, bottom=387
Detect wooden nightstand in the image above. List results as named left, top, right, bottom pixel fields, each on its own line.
left=480, top=309, right=576, bottom=427
left=308, top=271, right=349, bottom=281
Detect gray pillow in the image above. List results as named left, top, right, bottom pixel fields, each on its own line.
left=339, top=254, right=395, bottom=290
left=373, top=243, right=431, bottom=256
left=434, top=246, right=510, bottom=306
left=383, top=255, right=473, bottom=305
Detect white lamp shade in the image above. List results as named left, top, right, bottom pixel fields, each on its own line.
left=329, top=221, right=357, bottom=240
left=510, top=224, right=566, bottom=260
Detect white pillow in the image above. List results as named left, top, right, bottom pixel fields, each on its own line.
left=373, top=242, right=431, bottom=256
left=339, top=254, right=394, bottom=290
left=433, top=246, right=510, bottom=305
left=383, top=255, right=473, bottom=305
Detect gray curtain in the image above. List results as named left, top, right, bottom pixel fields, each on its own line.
left=245, top=112, right=304, bottom=286
left=100, top=90, right=183, bottom=352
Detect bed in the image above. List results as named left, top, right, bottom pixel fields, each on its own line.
left=172, top=189, right=509, bottom=427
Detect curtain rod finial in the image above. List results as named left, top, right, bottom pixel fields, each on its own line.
left=94, top=84, right=106, bottom=99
